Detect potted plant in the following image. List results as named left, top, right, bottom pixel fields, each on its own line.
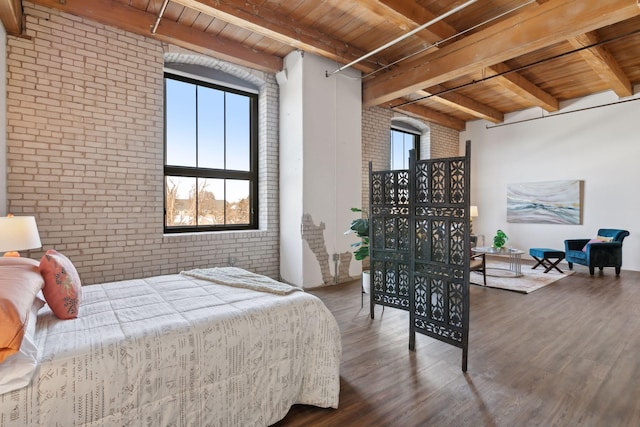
left=346, top=207, right=370, bottom=293
left=493, top=229, right=508, bottom=251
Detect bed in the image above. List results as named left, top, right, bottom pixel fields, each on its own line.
left=0, top=264, right=341, bottom=426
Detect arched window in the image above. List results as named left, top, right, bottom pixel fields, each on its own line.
left=390, top=119, right=426, bottom=170
left=390, top=128, right=418, bottom=170
left=163, top=64, right=259, bottom=232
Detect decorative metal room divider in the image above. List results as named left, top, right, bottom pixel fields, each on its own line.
left=369, top=141, right=471, bottom=371
left=368, top=163, right=411, bottom=311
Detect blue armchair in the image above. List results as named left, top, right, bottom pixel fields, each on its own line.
left=564, top=229, right=630, bottom=276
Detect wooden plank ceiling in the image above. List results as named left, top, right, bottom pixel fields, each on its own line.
left=2, top=0, right=640, bottom=131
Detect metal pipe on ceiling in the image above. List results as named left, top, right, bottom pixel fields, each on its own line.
left=486, top=97, right=640, bottom=129
left=327, top=0, right=478, bottom=77
left=390, top=26, right=640, bottom=110
left=151, top=0, right=171, bottom=34
left=363, top=0, right=537, bottom=79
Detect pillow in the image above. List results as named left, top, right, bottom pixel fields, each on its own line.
left=39, top=249, right=82, bottom=319
left=0, top=297, right=44, bottom=393
left=0, top=257, right=44, bottom=364
left=582, top=237, right=612, bottom=252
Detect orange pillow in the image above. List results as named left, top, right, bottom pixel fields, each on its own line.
left=0, top=257, right=44, bottom=364
left=39, top=249, right=82, bottom=319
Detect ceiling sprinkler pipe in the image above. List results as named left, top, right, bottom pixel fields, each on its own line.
left=327, top=0, right=478, bottom=76
left=151, top=0, right=170, bottom=34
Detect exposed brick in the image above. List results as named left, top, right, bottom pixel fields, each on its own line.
left=6, top=3, right=280, bottom=285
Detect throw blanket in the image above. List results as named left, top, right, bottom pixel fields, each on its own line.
left=181, top=267, right=302, bottom=295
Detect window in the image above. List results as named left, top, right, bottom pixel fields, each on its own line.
left=164, top=73, right=258, bottom=232
left=390, top=128, right=419, bottom=170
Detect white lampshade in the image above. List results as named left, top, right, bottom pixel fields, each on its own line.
left=470, top=206, right=479, bottom=218
left=0, top=216, right=42, bottom=253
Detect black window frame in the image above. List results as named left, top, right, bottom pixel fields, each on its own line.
left=163, top=72, right=259, bottom=233
left=390, top=127, right=420, bottom=170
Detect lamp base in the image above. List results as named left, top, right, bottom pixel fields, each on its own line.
left=2, top=251, right=20, bottom=257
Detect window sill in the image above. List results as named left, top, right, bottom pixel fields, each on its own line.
left=162, top=228, right=268, bottom=242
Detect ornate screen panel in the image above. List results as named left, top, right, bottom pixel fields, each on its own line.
left=368, top=142, right=471, bottom=372
left=369, top=165, right=411, bottom=311
left=409, top=148, right=470, bottom=372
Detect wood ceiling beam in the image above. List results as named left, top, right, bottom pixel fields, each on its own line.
left=0, top=0, right=22, bottom=35
left=171, top=0, right=386, bottom=72
left=486, top=63, right=559, bottom=111
left=373, top=0, right=558, bottom=114
left=389, top=99, right=466, bottom=131
left=419, top=86, right=504, bottom=123
left=568, top=31, right=633, bottom=98
left=363, top=0, right=640, bottom=107
left=357, top=0, right=501, bottom=121
left=488, top=67, right=559, bottom=112
left=375, top=0, right=453, bottom=44
left=356, top=2, right=505, bottom=121
left=32, top=0, right=282, bottom=73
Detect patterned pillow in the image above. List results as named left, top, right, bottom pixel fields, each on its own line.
left=582, top=237, right=610, bottom=252
left=39, top=249, right=82, bottom=319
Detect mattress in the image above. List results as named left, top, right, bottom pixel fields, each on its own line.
left=0, top=269, right=341, bottom=426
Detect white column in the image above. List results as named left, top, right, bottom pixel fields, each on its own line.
left=279, top=51, right=362, bottom=288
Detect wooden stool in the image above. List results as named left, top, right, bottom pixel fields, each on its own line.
left=529, top=248, right=565, bottom=273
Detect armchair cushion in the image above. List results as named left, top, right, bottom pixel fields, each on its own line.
left=582, top=238, right=606, bottom=252
left=566, top=239, right=590, bottom=252
left=567, top=249, right=587, bottom=262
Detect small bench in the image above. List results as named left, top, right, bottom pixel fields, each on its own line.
left=529, top=248, right=565, bottom=273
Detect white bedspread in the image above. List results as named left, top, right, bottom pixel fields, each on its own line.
left=181, top=267, right=302, bottom=295
left=0, top=271, right=341, bottom=426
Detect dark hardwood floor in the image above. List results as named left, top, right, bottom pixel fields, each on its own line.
left=274, top=265, right=640, bottom=427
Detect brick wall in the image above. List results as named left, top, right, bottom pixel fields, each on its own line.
left=429, top=122, right=460, bottom=159
left=361, top=106, right=394, bottom=209
left=5, top=3, right=279, bottom=285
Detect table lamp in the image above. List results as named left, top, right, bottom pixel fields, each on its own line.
left=0, top=215, right=42, bottom=257
left=470, top=206, right=478, bottom=235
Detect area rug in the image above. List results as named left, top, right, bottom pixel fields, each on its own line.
left=470, top=260, right=575, bottom=293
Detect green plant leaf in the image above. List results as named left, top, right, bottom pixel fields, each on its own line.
left=347, top=208, right=369, bottom=261
left=354, top=246, right=369, bottom=261
left=349, top=218, right=369, bottom=237
left=493, top=229, right=508, bottom=248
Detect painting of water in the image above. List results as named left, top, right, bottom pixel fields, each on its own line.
left=507, top=180, right=582, bottom=224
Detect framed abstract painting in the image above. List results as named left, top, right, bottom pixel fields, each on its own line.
left=507, top=180, right=583, bottom=224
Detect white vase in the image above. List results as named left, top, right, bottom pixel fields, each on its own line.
left=362, top=270, right=371, bottom=294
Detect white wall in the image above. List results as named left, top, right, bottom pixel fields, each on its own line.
left=303, top=53, right=362, bottom=284
left=279, top=52, right=362, bottom=287
left=461, top=88, right=640, bottom=271
left=279, top=52, right=305, bottom=285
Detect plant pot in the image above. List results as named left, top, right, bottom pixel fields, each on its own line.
left=362, top=270, right=371, bottom=294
